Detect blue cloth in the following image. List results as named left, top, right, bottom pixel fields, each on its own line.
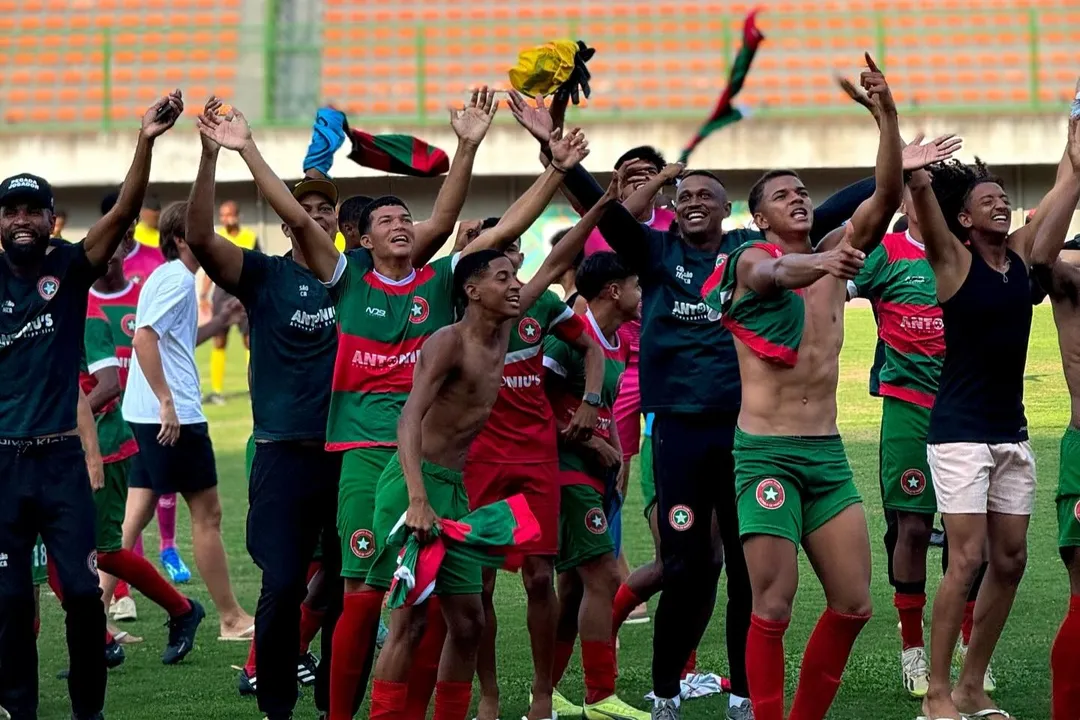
left=644, top=412, right=655, bottom=438
left=303, top=107, right=348, bottom=176
left=606, top=491, right=623, bottom=558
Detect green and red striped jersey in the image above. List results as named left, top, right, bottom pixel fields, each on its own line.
left=81, top=304, right=137, bottom=464
left=542, top=309, right=629, bottom=492
left=468, top=290, right=587, bottom=464
left=326, top=250, right=458, bottom=451
left=848, top=231, right=942, bottom=409
left=702, top=241, right=804, bottom=368
left=88, top=282, right=140, bottom=390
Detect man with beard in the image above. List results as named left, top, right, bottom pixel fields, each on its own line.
left=0, top=90, right=183, bottom=720
left=508, top=86, right=878, bottom=720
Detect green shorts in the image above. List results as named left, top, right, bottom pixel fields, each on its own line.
left=556, top=484, right=616, bottom=574
left=1056, top=427, right=1080, bottom=549
left=339, top=446, right=397, bottom=579
left=639, top=434, right=656, bottom=521
left=879, top=396, right=936, bottom=514
left=31, top=536, right=47, bottom=586
left=365, top=453, right=480, bottom=596
left=734, top=428, right=862, bottom=545
left=94, top=460, right=129, bottom=553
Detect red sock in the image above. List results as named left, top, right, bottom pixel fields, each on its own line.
left=789, top=609, right=870, bottom=720
left=962, top=600, right=975, bottom=646
left=432, top=680, right=472, bottom=720
left=405, top=598, right=447, bottom=720
left=611, top=584, right=641, bottom=640
left=552, top=639, right=576, bottom=687
left=97, top=550, right=191, bottom=617
left=1052, top=595, right=1080, bottom=720
left=113, top=580, right=130, bottom=600
left=244, top=639, right=257, bottom=675
left=299, top=604, right=324, bottom=654
left=894, top=593, right=926, bottom=650
left=370, top=679, right=408, bottom=720
left=105, top=629, right=114, bottom=644
left=306, top=560, right=322, bottom=585
left=581, top=640, right=616, bottom=705
left=682, top=648, right=697, bottom=678
left=746, top=614, right=788, bottom=720
left=329, top=591, right=383, bottom=720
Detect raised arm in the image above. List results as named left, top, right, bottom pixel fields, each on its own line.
left=411, top=88, right=498, bottom=266
left=1030, top=115, right=1080, bottom=300
left=1010, top=85, right=1080, bottom=265
left=818, top=54, right=903, bottom=254
left=84, top=91, right=183, bottom=266
left=397, top=328, right=460, bottom=542
left=906, top=168, right=971, bottom=301
left=741, top=222, right=865, bottom=296
left=621, top=162, right=684, bottom=219
left=197, top=105, right=340, bottom=282
left=463, top=127, right=590, bottom=257
left=186, top=96, right=245, bottom=292
left=520, top=178, right=619, bottom=309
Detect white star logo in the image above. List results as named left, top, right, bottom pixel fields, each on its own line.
left=525, top=324, right=536, bottom=337
left=907, top=477, right=920, bottom=488
left=357, top=537, right=370, bottom=551
left=411, top=303, right=423, bottom=316
left=591, top=514, right=603, bottom=527
left=43, top=282, right=55, bottom=295
left=674, top=510, right=688, bottom=525
left=764, top=487, right=779, bottom=502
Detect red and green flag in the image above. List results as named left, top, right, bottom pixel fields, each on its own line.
left=387, top=495, right=541, bottom=608
left=701, top=241, right=804, bottom=368
left=303, top=106, right=449, bottom=178
left=678, top=8, right=765, bottom=164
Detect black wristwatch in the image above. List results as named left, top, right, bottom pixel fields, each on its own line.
left=582, top=392, right=602, bottom=408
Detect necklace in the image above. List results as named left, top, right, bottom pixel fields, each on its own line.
left=990, top=255, right=1011, bottom=283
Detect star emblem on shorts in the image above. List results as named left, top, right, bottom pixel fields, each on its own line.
left=756, top=479, right=785, bottom=510
left=350, top=529, right=375, bottom=558
left=901, top=469, right=926, bottom=496
left=668, top=504, right=694, bottom=531
left=585, top=507, right=607, bottom=534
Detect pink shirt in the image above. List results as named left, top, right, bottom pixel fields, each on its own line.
left=583, top=206, right=676, bottom=354
left=122, top=242, right=164, bottom=286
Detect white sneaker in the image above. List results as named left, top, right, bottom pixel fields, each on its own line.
left=110, top=595, right=138, bottom=622
left=900, top=646, right=930, bottom=698
left=954, top=642, right=996, bottom=693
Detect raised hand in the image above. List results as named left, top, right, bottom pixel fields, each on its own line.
left=196, top=104, right=252, bottom=153
left=507, top=89, right=555, bottom=144
left=902, top=132, right=963, bottom=171
left=548, top=127, right=589, bottom=171
left=198, top=96, right=227, bottom=152
left=601, top=170, right=623, bottom=202
left=860, top=53, right=895, bottom=115
left=1068, top=77, right=1080, bottom=172
left=451, top=86, right=498, bottom=146
left=819, top=223, right=866, bottom=280
left=659, top=161, right=686, bottom=183
left=141, top=89, right=184, bottom=139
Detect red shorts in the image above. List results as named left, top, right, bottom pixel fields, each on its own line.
left=613, top=361, right=641, bottom=461
left=464, top=460, right=559, bottom=556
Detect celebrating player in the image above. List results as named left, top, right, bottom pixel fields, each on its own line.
left=909, top=97, right=1080, bottom=720
left=190, top=95, right=343, bottom=720
left=701, top=54, right=903, bottom=720
left=1026, top=114, right=1080, bottom=720
left=0, top=89, right=183, bottom=720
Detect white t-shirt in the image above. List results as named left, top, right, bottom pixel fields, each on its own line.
left=122, top=259, right=206, bottom=425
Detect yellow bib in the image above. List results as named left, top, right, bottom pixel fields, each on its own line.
left=217, top=226, right=258, bottom=250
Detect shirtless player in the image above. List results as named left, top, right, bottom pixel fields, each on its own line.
left=1012, top=114, right=1080, bottom=720
left=701, top=55, right=903, bottom=720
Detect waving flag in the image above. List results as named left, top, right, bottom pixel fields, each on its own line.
left=302, top=106, right=449, bottom=178
left=387, top=495, right=541, bottom=609
left=678, top=8, right=765, bottom=164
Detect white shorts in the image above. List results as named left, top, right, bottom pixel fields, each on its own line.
left=927, top=441, right=1036, bottom=516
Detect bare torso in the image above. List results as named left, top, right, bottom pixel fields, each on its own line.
left=736, top=274, right=846, bottom=436
left=419, top=322, right=512, bottom=471
left=1049, top=266, right=1080, bottom=429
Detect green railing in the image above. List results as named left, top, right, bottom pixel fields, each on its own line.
left=1, top=6, right=1078, bottom=133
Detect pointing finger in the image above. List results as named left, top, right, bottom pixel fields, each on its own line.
left=864, top=52, right=881, bottom=74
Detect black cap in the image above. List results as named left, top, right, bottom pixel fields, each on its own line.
left=0, top=173, right=54, bottom=211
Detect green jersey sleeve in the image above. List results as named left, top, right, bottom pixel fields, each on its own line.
left=542, top=333, right=578, bottom=380
left=84, top=309, right=119, bottom=375
left=848, top=243, right=887, bottom=300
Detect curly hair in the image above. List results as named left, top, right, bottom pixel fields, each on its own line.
left=927, top=157, right=1004, bottom=240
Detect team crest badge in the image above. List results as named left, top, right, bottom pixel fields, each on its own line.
left=350, top=529, right=375, bottom=559
left=409, top=296, right=429, bottom=324
left=585, top=507, right=607, bottom=534
left=87, top=550, right=98, bottom=575
left=715, top=253, right=728, bottom=269
left=756, top=479, right=785, bottom=510
left=121, top=313, right=136, bottom=337
left=669, top=504, right=694, bottom=531
left=1073, top=498, right=1080, bottom=524
left=37, top=275, right=59, bottom=300
left=900, top=469, right=926, bottom=496
left=518, top=316, right=542, bottom=343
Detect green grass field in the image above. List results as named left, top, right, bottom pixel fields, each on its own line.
left=33, top=306, right=1071, bottom=719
